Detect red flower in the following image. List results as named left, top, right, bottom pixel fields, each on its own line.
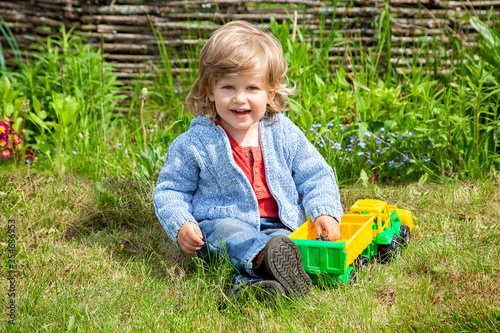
left=0, top=121, right=8, bottom=136
left=0, top=137, right=8, bottom=148
left=25, top=149, right=35, bottom=164
left=3, top=116, right=13, bottom=125
left=1, top=148, right=12, bottom=158
left=12, top=133, right=21, bottom=146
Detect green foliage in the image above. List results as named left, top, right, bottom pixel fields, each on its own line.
left=267, top=16, right=499, bottom=184
left=0, top=14, right=498, bottom=184
left=469, top=16, right=500, bottom=84
left=134, top=143, right=166, bottom=180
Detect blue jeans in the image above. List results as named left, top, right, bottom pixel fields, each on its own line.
left=197, top=217, right=291, bottom=292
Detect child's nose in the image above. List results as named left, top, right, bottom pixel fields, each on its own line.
left=233, top=90, right=246, bottom=103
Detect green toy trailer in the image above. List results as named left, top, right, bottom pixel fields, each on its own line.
left=289, top=199, right=415, bottom=285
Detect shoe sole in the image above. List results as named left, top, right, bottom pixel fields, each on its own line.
left=250, top=280, right=286, bottom=303
left=263, top=235, right=312, bottom=297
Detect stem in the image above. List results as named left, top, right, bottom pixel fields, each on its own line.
left=99, top=37, right=107, bottom=143
left=140, top=98, right=146, bottom=153
left=475, top=83, right=481, bottom=154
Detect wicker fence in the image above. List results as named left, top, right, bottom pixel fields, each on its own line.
left=1, top=0, right=500, bottom=84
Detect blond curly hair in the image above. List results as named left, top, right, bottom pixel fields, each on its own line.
left=186, top=21, right=294, bottom=122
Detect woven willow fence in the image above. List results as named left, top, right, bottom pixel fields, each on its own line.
left=1, top=0, right=500, bottom=85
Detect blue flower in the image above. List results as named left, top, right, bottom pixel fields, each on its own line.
left=346, top=148, right=353, bottom=152
left=72, top=151, right=78, bottom=155
left=365, top=132, right=372, bottom=139
left=380, top=127, right=385, bottom=132
left=376, top=140, right=382, bottom=145
left=332, top=142, right=342, bottom=150
left=357, top=152, right=364, bottom=156
left=375, top=149, right=381, bottom=154
left=358, top=141, right=367, bottom=149
left=368, top=159, right=373, bottom=165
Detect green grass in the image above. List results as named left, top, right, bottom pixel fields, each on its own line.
left=1, top=170, right=499, bottom=332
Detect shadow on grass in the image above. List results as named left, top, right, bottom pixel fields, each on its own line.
left=61, top=178, right=198, bottom=281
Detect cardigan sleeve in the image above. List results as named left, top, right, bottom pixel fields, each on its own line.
left=153, top=133, right=200, bottom=245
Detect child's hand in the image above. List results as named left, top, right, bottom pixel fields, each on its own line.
left=177, top=222, right=205, bottom=254
left=314, top=215, right=340, bottom=241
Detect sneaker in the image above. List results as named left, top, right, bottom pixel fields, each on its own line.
left=262, top=235, right=312, bottom=298
left=232, top=279, right=286, bottom=304
left=247, top=280, right=286, bottom=303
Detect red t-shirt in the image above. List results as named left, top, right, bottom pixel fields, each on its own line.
left=217, top=123, right=279, bottom=218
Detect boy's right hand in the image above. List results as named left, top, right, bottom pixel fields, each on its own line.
left=177, top=222, right=205, bottom=254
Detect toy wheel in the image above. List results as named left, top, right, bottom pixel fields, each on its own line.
left=379, top=235, right=402, bottom=263
left=348, top=268, right=357, bottom=285
left=400, top=225, right=411, bottom=246
left=354, top=255, right=369, bottom=273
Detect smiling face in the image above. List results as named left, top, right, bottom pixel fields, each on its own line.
left=208, top=74, right=275, bottom=145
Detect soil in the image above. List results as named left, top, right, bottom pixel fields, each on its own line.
left=315, top=234, right=330, bottom=241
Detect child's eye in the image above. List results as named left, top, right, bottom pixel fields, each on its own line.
left=248, top=86, right=259, bottom=90
left=222, top=86, right=234, bottom=90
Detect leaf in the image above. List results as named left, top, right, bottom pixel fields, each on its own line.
left=289, top=99, right=305, bottom=115
left=360, top=169, right=369, bottom=187
left=358, top=122, right=368, bottom=139
left=26, top=113, right=50, bottom=131
left=32, top=96, right=43, bottom=118
left=300, top=110, right=313, bottom=132
left=384, top=120, right=397, bottom=131
left=470, top=17, right=500, bottom=52
left=418, top=173, right=428, bottom=185
left=0, top=76, right=11, bottom=101
left=314, top=74, right=325, bottom=88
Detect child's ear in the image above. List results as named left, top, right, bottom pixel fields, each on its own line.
left=208, top=88, right=215, bottom=102
left=267, top=91, right=276, bottom=104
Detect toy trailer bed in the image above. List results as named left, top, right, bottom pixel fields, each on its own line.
left=289, top=214, right=375, bottom=285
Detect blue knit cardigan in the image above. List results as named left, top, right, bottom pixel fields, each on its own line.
left=153, top=113, right=343, bottom=245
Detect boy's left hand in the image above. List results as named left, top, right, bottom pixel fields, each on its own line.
left=314, top=215, right=340, bottom=241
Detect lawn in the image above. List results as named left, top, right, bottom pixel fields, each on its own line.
left=1, top=171, right=499, bottom=332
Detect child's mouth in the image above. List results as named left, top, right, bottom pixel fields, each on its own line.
left=231, top=109, right=251, bottom=116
